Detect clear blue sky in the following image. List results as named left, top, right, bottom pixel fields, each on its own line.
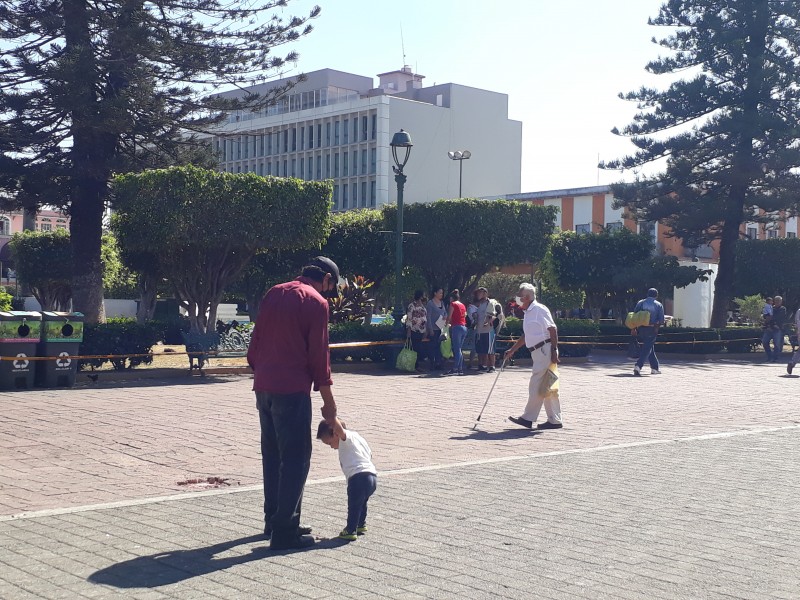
left=276, top=0, right=667, bottom=192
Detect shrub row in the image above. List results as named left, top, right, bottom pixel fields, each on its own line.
left=329, top=322, right=395, bottom=363
left=503, top=318, right=600, bottom=358
left=79, top=319, right=160, bottom=371
left=596, top=324, right=762, bottom=354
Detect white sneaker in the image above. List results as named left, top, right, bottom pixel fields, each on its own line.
left=651, top=369, right=661, bottom=375
left=633, top=365, right=641, bottom=376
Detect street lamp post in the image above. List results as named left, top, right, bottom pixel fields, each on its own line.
left=390, top=129, right=413, bottom=334
left=448, top=150, right=471, bottom=198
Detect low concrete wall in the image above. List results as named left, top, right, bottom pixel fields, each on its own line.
left=21, top=297, right=137, bottom=318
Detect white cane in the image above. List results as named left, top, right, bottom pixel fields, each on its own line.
left=472, top=358, right=507, bottom=430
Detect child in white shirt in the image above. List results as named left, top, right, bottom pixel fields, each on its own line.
left=763, top=297, right=774, bottom=320
left=317, top=420, right=377, bottom=541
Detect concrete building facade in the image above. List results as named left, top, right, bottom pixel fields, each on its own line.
left=209, top=67, right=522, bottom=209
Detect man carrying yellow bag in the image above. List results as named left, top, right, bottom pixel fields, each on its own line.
left=630, top=288, right=666, bottom=376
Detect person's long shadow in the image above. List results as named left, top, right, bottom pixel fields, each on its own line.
left=450, top=428, right=540, bottom=441
left=88, top=534, right=348, bottom=589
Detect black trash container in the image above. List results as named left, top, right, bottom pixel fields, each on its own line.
left=0, top=311, right=41, bottom=391
left=36, top=311, right=84, bottom=388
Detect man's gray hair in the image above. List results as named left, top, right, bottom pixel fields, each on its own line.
left=518, top=282, right=536, bottom=301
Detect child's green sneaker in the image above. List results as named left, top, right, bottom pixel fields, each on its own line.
left=356, top=526, right=368, bottom=535
left=338, top=529, right=357, bottom=541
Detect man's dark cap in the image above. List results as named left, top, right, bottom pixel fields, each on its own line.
left=308, top=256, right=344, bottom=286
left=648, top=288, right=658, bottom=297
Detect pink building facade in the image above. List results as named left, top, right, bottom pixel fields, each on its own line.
left=0, top=209, right=70, bottom=281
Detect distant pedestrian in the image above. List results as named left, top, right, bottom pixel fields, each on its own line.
left=504, top=283, right=562, bottom=430
left=317, top=420, right=377, bottom=541
left=632, top=288, right=665, bottom=376
left=406, top=290, right=428, bottom=372
left=763, top=295, right=787, bottom=363
left=788, top=307, right=800, bottom=375
left=474, top=287, right=502, bottom=373
left=445, top=289, right=468, bottom=375
left=247, top=256, right=345, bottom=551
left=763, top=297, right=774, bottom=320
left=426, top=287, right=447, bottom=370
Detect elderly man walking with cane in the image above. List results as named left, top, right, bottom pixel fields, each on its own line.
left=504, top=283, right=563, bottom=430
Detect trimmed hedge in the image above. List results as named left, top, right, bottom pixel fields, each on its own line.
left=329, top=322, right=396, bottom=363
left=597, top=324, right=763, bottom=354
left=503, top=318, right=599, bottom=358
left=79, top=319, right=160, bottom=370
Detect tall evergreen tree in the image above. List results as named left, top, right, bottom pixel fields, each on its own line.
left=603, top=0, right=800, bottom=327
left=0, top=0, right=320, bottom=322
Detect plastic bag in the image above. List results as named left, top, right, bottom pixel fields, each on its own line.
left=395, top=340, right=417, bottom=372
left=440, top=326, right=454, bottom=359
left=625, top=310, right=651, bottom=329
left=538, top=363, right=560, bottom=395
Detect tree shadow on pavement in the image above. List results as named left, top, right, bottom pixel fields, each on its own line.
left=450, top=428, right=540, bottom=441
left=88, top=534, right=348, bottom=589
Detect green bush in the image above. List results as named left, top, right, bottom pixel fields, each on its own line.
left=503, top=317, right=599, bottom=358
left=149, top=316, right=190, bottom=345
left=329, top=322, right=396, bottom=363
left=0, top=287, right=12, bottom=311
left=79, top=319, right=160, bottom=370
left=719, top=327, right=762, bottom=353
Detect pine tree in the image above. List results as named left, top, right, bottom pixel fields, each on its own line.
left=603, top=0, right=800, bottom=327
left=0, top=0, right=320, bottom=323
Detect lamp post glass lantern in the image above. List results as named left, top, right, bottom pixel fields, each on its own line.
left=390, top=129, right=413, bottom=332
left=447, top=150, right=471, bottom=198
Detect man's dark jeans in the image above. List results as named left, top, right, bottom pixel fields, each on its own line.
left=346, top=472, right=377, bottom=533
left=635, top=327, right=660, bottom=371
left=256, top=391, right=312, bottom=544
left=762, top=328, right=784, bottom=361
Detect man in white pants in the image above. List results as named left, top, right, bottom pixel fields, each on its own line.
left=504, top=283, right=562, bottom=430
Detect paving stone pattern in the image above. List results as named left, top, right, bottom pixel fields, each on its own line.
left=1, top=428, right=799, bottom=599
left=1, top=357, right=798, bottom=515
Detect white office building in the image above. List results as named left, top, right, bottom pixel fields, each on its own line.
left=210, top=67, right=522, bottom=210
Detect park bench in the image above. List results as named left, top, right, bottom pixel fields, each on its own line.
left=181, top=326, right=251, bottom=372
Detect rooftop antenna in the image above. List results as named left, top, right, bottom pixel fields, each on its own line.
left=400, top=22, right=406, bottom=67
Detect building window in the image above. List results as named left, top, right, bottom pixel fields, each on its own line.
left=291, top=158, right=296, bottom=178
left=300, top=127, right=305, bottom=151
left=316, top=155, right=321, bottom=179
left=0, top=217, right=9, bottom=236
left=361, top=182, right=367, bottom=208
left=334, top=153, right=340, bottom=178
left=361, top=116, right=368, bottom=141
left=334, top=121, right=340, bottom=145
left=333, top=185, right=339, bottom=210
left=326, top=122, right=331, bottom=147
left=639, top=221, right=656, bottom=242
left=300, top=157, right=304, bottom=179
left=352, top=151, right=358, bottom=175
left=767, top=229, right=778, bottom=239
left=575, top=223, right=591, bottom=235
left=291, top=128, right=297, bottom=152
left=317, top=124, right=322, bottom=149
left=371, top=114, right=377, bottom=140
left=351, top=183, right=357, bottom=206
left=370, top=148, right=376, bottom=174
left=606, top=221, right=623, bottom=232
left=342, top=184, right=348, bottom=209
left=370, top=181, right=376, bottom=207
left=309, top=126, right=314, bottom=149
left=41, top=221, right=53, bottom=231
left=343, top=119, right=349, bottom=144
left=361, top=149, right=367, bottom=175
left=352, top=118, right=358, bottom=142
left=283, top=160, right=288, bottom=177
left=283, top=130, right=288, bottom=153
left=788, top=232, right=797, bottom=238
left=746, top=226, right=757, bottom=240
left=343, top=153, right=349, bottom=176
left=325, top=153, right=330, bottom=178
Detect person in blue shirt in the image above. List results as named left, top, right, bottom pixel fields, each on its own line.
left=632, top=288, right=665, bottom=376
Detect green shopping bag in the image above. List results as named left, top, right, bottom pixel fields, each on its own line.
left=440, top=326, right=454, bottom=359
left=396, top=339, right=418, bottom=372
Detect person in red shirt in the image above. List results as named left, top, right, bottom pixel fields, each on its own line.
left=247, top=256, right=345, bottom=551
left=446, top=289, right=468, bottom=375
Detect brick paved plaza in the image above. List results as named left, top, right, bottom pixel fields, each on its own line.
left=1, top=355, right=799, bottom=598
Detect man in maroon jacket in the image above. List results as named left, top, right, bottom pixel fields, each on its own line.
left=247, top=256, right=345, bottom=551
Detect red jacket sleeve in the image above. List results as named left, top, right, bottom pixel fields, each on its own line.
left=308, top=299, right=333, bottom=391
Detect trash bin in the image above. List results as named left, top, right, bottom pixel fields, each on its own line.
left=0, top=311, right=41, bottom=391
left=36, top=311, right=84, bottom=388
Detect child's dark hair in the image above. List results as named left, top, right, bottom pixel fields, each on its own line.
left=450, top=288, right=460, bottom=301
left=413, top=289, right=425, bottom=302
left=316, top=419, right=346, bottom=439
